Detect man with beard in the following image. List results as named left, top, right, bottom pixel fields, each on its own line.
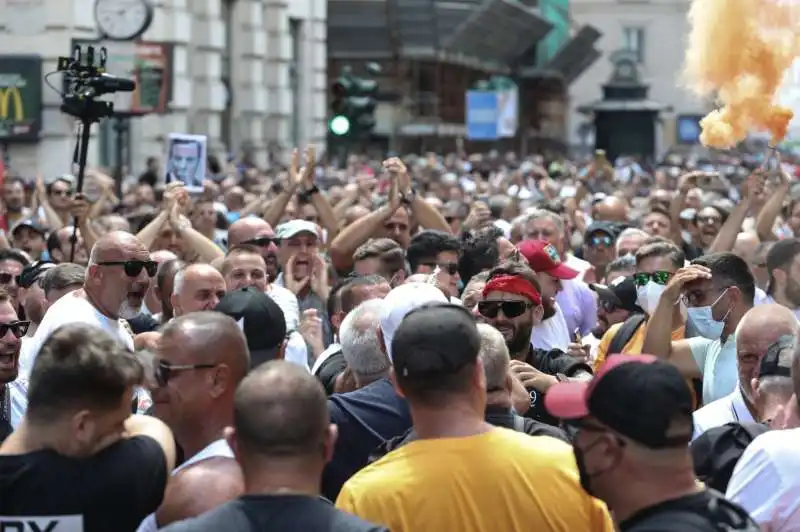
left=227, top=217, right=280, bottom=281
left=584, top=277, right=643, bottom=360
left=478, top=261, right=591, bottom=426
left=760, top=238, right=800, bottom=319
left=0, top=249, right=29, bottom=313
left=545, top=355, right=759, bottom=532
left=23, top=232, right=155, bottom=375
left=1, top=177, right=31, bottom=230
left=0, top=289, right=31, bottom=437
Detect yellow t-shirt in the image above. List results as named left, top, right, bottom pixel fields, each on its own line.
left=593, top=320, right=686, bottom=372
left=336, top=428, right=614, bottom=532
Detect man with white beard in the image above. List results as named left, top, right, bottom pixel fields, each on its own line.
left=22, top=232, right=154, bottom=384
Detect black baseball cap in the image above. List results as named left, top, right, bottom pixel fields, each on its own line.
left=584, top=221, right=618, bottom=242
left=545, top=354, right=694, bottom=448
left=391, top=303, right=480, bottom=379
left=589, top=276, right=642, bottom=313
left=215, top=288, right=287, bottom=369
left=17, top=261, right=55, bottom=288
left=759, top=334, right=796, bottom=378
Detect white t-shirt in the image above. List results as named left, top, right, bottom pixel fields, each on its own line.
left=136, top=438, right=234, bottom=532
left=21, top=291, right=135, bottom=375
left=691, top=386, right=754, bottom=441
left=726, top=427, right=800, bottom=530
left=531, top=302, right=571, bottom=351
left=687, top=333, right=738, bottom=404
left=266, top=283, right=301, bottom=331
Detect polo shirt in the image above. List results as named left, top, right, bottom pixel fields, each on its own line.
left=688, top=333, right=738, bottom=404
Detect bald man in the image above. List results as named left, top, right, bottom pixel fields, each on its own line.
left=692, top=304, right=800, bottom=440
left=140, top=312, right=249, bottom=531
left=227, top=217, right=280, bottom=281
left=592, top=197, right=629, bottom=223
left=24, top=231, right=154, bottom=371
left=144, top=249, right=179, bottom=316
left=171, top=263, right=227, bottom=317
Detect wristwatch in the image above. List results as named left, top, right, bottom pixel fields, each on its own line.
left=298, top=185, right=320, bottom=202
left=400, top=187, right=416, bottom=206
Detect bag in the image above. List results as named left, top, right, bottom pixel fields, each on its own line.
left=626, top=493, right=761, bottom=532
left=608, top=314, right=647, bottom=354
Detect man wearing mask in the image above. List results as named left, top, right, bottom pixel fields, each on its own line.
left=642, top=252, right=756, bottom=405
left=545, top=355, right=760, bottom=532
left=594, top=240, right=686, bottom=369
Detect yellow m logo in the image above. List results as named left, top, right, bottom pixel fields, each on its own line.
left=0, top=87, right=23, bottom=122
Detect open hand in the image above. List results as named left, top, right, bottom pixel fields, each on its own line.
left=509, top=360, right=557, bottom=393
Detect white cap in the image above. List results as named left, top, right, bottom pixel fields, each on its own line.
left=379, top=282, right=449, bottom=361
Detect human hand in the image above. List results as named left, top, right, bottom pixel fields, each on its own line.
left=311, top=254, right=330, bottom=298
left=745, top=171, right=767, bottom=202
left=383, top=157, right=411, bottom=195
left=300, top=308, right=324, bottom=350
left=566, top=342, right=591, bottom=361
left=69, top=193, right=90, bottom=221
left=662, top=265, right=712, bottom=305
left=509, top=372, right=531, bottom=415
left=462, top=202, right=491, bottom=232
left=285, top=255, right=311, bottom=295
left=509, top=360, right=558, bottom=393
left=35, top=173, right=46, bottom=200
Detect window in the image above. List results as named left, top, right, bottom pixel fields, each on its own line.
left=622, top=26, right=645, bottom=64
left=289, top=18, right=302, bottom=147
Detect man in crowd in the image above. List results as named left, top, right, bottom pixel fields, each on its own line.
left=0, top=289, right=29, bottom=435
left=142, top=312, right=249, bottom=531
left=171, top=263, right=227, bottom=317
left=11, top=219, right=47, bottom=261
left=17, top=261, right=55, bottom=335
left=227, top=217, right=280, bottom=281
left=161, top=361, right=387, bottom=532
left=337, top=303, right=614, bottom=531
left=692, top=304, right=799, bottom=439
left=643, top=252, right=756, bottom=404
left=339, top=299, right=391, bottom=391
left=759, top=237, right=800, bottom=319
left=0, top=249, right=29, bottom=312
left=405, top=229, right=462, bottom=299
left=0, top=324, right=176, bottom=531
left=545, top=355, right=759, bottom=531
left=585, top=276, right=643, bottom=358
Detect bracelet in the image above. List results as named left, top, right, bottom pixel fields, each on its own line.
left=400, top=188, right=416, bottom=206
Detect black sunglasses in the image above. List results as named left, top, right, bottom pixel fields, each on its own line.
left=633, top=271, right=672, bottom=287
left=96, top=260, right=158, bottom=277
left=423, top=262, right=459, bottom=276
left=0, top=320, right=30, bottom=338
left=478, top=300, right=533, bottom=319
left=155, top=360, right=217, bottom=387
left=0, top=273, right=15, bottom=285
left=242, top=236, right=279, bottom=247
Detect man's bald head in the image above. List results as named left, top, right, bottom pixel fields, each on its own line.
left=172, top=263, right=227, bottom=316
left=151, top=249, right=179, bottom=265
left=593, top=197, right=629, bottom=223
left=161, top=312, right=250, bottom=380
left=734, top=232, right=760, bottom=265
left=738, top=304, right=799, bottom=341
left=231, top=360, right=330, bottom=460
left=228, top=218, right=274, bottom=246
left=89, top=231, right=148, bottom=263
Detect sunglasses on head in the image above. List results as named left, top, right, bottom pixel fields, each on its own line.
left=478, top=300, right=533, bottom=319
left=155, top=359, right=217, bottom=387
left=633, top=271, right=672, bottom=287
left=0, top=320, right=30, bottom=339
left=588, top=234, right=614, bottom=248
left=96, top=260, right=158, bottom=277
left=424, top=262, right=459, bottom=276
left=242, top=236, right=279, bottom=247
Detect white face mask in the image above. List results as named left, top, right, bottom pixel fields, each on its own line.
left=636, top=281, right=666, bottom=315
left=686, top=288, right=730, bottom=340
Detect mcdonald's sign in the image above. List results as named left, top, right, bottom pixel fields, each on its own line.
left=0, top=55, right=42, bottom=142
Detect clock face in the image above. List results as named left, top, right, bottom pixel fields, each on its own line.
left=94, top=0, right=153, bottom=41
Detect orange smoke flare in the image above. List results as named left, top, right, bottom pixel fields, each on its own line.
left=683, top=0, right=800, bottom=148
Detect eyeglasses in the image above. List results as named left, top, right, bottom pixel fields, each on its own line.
left=50, top=189, right=73, bottom=197
left=0, top=320, right=30, bottom=338
left=242, top=236, right=279, bottom=247
left=696, top=215, right=721, bottom=225
left=588, top=234, right=614, bottom=248
left=423, top=262, right=459, bottom=276
left=96, top=260, right=158, bottom=277
left=478, top=300, right=533, bottom=319
left=633, top=271, right=672, bottom=287
left=155, top=359, right=218, bottom=387
left=599, top=300, right=618, bottom=313
left=0, top=273, right=15, bottom=285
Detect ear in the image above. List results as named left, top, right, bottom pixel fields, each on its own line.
left=210, top=363, right=231, bottom=398
left=331, top=310, right=344, bottom=332
left=389, top=367, right=405, bottom=398
left=474, top=357, right=486, bottom=392
left=533, top=304, right=544, bottom=323
left=504, top=371, right=513, bottom=393
left=169, top=293, right=179, bottom=314
left=71, top=409, right=94, bottom=450
left=323, top=424, right=338, bottom=464
left=277, top=339, right=287, bottom=360
left=751, top=377, right=761, bottom=402
left=377, top=326, right=386, bottom=355
left=223, top=426, right=240, bottom=462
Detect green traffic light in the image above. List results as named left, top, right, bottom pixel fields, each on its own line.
left=330, top=115, right=350, bottom=136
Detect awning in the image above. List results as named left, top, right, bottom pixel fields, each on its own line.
left=520, top=25, right=602, bottom=83
left=443, top=0, right=553, bottom=67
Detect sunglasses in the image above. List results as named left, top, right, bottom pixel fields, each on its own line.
left=242, top=236, right=279, bottom=247
left=155, top=359, right=217, bottom=387
left=0, top=273, right=15, bottom=285
left=588, top=234, right=614, bottom=248
left=0, top=320, right=30, bottom=338
left=424, top=262, right=459, bottom=276
left=696, top=215, right=721, bottom=225
left=633, top=271, right=672, bottom=287
left=96, top=260, right=158, bottom=277
left=478, top=300, right=533, bottom=319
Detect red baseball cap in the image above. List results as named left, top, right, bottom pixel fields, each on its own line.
left=517, top=240, right=579, bottom=280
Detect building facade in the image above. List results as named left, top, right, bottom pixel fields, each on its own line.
left=567, top=0, right=707, bottom=153
left=0, top=0, right=326, bottom=179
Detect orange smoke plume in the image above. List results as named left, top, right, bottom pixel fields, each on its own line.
left=683, top=0, right=800, bottom=148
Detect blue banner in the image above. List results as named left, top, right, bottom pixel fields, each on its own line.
left=466, top=91, right=499, bottom=140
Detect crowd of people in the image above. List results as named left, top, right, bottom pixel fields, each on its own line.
left=0, top=143, right=800, bottom=530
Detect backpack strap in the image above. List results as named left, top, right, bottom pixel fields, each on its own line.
left=512, top=415, right=525, bottom=432
left=608, top=314, right=647, bottom=354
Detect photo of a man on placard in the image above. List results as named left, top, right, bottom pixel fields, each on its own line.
left=165, top=133, right=207, bottom=192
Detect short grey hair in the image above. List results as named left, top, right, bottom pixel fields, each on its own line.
left=173, top=268, right=187, bottom=296
left=477, top=323, right=510, bottom=391
left=340, top=299, right=390, bottom=380
left=521, top=209, right=565, bottom=238
left=615, top=228, right=649, bottom=254
left=41, top=263, right=86, bottom=297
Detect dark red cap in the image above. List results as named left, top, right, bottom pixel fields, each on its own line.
left=517, top=240, right=579, bottom=280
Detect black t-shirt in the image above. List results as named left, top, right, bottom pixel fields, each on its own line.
left=619, top=490, right=760, bottom=532
left=0, top=435, right=167, bottom=532
left=160, top=494, right=387, bottom=532
left=522, top=347, right=592, bottom=426
left=127, top=313, right=161, bottom=334
left=322, top=378, right=412, bottom=501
